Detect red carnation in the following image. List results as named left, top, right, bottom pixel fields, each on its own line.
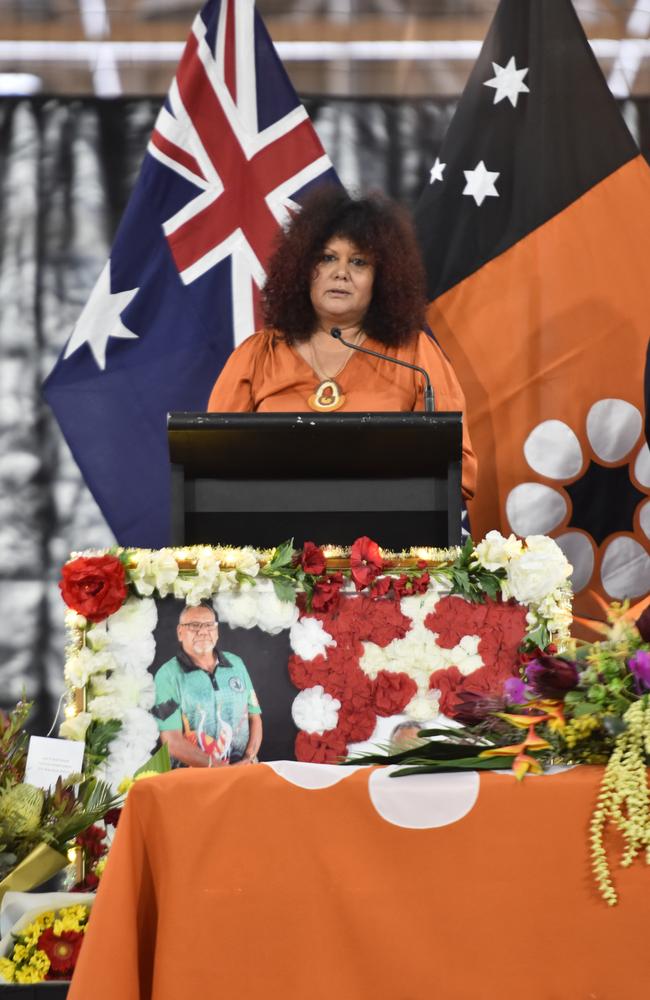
left=350, top=536, right=384, bottom=590
left=369, top=576, right=392, bottom=598
left=312, top=573, right=344, bottom=612
left=301, top=541, right=326, bottom=576
left=295, top=728, right=348, bottom=763
left=372, top=671, right=418, bottom=717
left=38, top=928, right=84, bottom=977
left=59, top=555, right=127, bottom=622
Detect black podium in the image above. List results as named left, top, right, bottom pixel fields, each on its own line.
left=168, top=412, right=462, bottom=549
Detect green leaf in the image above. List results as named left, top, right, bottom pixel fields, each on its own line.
left=572, top=701, right=598, bottom=717
left=271, top=576, right=296, bottom=603
left=267, top=539, right=295, bottom=571
left=84, top=719, right=122, bottom=765
left=134, top=743, right=171, bottom=777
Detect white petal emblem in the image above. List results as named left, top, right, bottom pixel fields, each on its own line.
left=554, top=532, right=595, bottom=593
left=601, top=536, right=650, bottom=598
left=523, top=420, right=583, bottom=480
left=586, top=399, right=642, bottom=462
left=505, top=483, right=567, bottom=535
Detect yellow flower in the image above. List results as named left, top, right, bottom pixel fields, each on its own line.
left=118, top=770, right=158, bottom=795
left=95, top=858, right=107, bottom=878
left=0, top=957, right=16, bottom=982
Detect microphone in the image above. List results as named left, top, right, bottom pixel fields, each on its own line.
left=330, top=328, right=435, bottom=412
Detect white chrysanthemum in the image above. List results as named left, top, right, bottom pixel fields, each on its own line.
left=88, top=667, right=155, bottom=718
left=474, top=529, right=523, bottom=570
left=104, top=596, right=157, bottom=640
left=58, top=711, right=93, bottom=741
left=214, top=588, right=259, bottom=630
left=291, top=685, right=341, bottom=734
left=64, top=648, right=118, bottom=689
left=104, top=708, right=159, bottom=771
left=256, top=587, right=299, bottom=634
left=507, top=537, right=572, bottom=604
left=404, top=689, right=442, bottom=722
left=290, top=617, right=337, bottom=660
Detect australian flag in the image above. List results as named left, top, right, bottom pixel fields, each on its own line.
left=43, top=0, right=337, bottom=548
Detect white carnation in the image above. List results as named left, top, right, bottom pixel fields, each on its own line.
left=214, top=588, right=259, bottom=629
left=58, top=711, right=92, bottom=741
left=508, top=537, right=572, bottom=604
left=474, top=530, right=523, bottom=571
left=291, top=617, right=337, bottom=660
left=105, top=596, right=157, bottom=640
left=400, top=588, right=443, bottom=626
left=256, top=586, right=299, bottom=634
left=291, top=685, right=341, bottom=734
left=404, top=689, right=442, bottom=722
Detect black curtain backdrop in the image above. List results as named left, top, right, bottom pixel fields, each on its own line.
left=0, top=94, right=649, bottom=731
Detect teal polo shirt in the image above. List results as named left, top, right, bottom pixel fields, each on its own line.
left=154, top=649, right=261, bottom=762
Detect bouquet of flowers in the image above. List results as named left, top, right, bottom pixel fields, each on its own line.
left=0, top=702, right=121, bottom=903
left=0, top=901, right=92, bottom=983
left=350, top=600, right=650, bottom=905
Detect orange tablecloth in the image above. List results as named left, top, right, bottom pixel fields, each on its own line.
left=69, top=764, right=650, bottom=1000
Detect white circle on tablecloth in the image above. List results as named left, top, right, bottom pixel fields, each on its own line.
left=263, top=760, right=363, bottom=789
left=368, top=767, right=479, bottom=828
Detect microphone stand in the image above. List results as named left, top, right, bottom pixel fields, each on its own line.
left=330, top=328, right=435, bottom=412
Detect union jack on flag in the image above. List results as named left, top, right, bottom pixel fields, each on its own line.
left=43, top=0, right=338, bottom=549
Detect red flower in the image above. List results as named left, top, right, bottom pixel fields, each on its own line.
left=312, top=573, right=344, bottom=612
left=75, top=824, right=107, bottom=860
left=38, top=928, right=83, bottom=977
left=369, top=576, right=392, bottom=598
left=300, top=541, right=326, bottom=576
left=350, top=536, right=384, bottom=590
left=103, top=808, right=121, bottom=828
left=59, top=555, right=127, bottom=623
left=372, top=671, right=417, bottom=717
left=295, top=729, right=348, bottom=763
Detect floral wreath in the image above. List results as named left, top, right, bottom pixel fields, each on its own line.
left=58, top=532, right=573, bottom=785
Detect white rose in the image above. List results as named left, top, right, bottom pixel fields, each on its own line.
left=507, top=538, right=572, bottom=604
left=474, top=530, right=523, bottom=571
left=59, top=711, right=92, bottom=741
left=291, top=686, right=341, bottom=734
left=290, top=617, right=337, bottom=660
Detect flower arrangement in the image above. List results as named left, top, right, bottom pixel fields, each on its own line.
left=58, top=532, right=573, bottom=779
left=0, top=902, right=90, bottom=983
left=350, top=599, right=650, bottom=905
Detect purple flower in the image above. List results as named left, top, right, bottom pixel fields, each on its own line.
left=628, top=650, right=650, bottom=691
left=503, top=677, right=533, bottom=704
left=526, top=655, right=579, bottom=699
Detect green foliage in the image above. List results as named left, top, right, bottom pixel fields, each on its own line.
left=134, top=743, right=171, bottom=777
left=84, top=719, right=122, bottom=769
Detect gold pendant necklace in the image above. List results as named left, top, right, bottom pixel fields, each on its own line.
left=306, top=332, right=363, bottom=412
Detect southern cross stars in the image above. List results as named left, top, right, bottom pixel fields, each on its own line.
left=463, top=161, right=500, bottom=206
left=429, top=157, right=446, bottom=184
left=484, top=56, right=530, bottom=108
left=64, top=260, right=139, bottom=370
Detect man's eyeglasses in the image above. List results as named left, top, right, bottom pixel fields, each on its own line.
left=179, top=622, right=218, bottom=633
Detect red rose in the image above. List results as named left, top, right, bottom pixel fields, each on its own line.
left=312, top=573, right=344, bottom=612
left=372, top=671, right=418, bottom=717
left=59, top=555, right=127, bottom=623
left=38, top=927, right=84, bottom=977
left=350, top=536, right=384, bottom=590
left=301, top=541, right=326, bottom=576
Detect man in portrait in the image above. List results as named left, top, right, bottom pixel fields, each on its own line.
left=153, top=603, right=262, bottom=767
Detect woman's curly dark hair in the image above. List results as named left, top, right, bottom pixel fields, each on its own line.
left=262, top=187, right=426, bottom=346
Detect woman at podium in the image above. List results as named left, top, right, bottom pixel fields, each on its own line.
left=208, top=188, right=477, bottom=499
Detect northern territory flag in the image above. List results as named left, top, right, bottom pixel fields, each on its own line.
left=43, top=0, right=336, bottom=548
left=415, top=0, right=650, bottom=616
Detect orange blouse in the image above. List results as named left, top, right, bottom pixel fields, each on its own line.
left=207, top=328, right=477, bottom=499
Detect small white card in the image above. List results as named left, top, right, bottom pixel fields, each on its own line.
left=24, top=736, right=85, bottom=791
